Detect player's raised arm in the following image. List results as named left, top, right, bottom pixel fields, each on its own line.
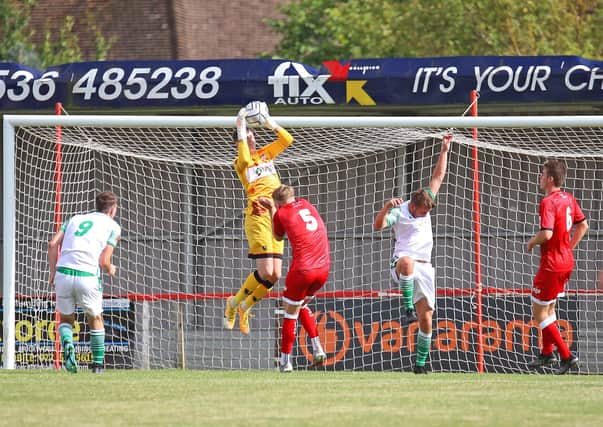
left=256, top=103, right=293, bottom=153
left=271, top=126, right=294, bottom=151
left=428, top=134, right=452, bottom=196
left=234, top=107, right=252, bottom=166
left=374, top=198, right=404, bottom=231
left=235, top=107, right=247, bottom=143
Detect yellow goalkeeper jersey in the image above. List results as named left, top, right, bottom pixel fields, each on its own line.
left=234, top=128, right=293, bottom=214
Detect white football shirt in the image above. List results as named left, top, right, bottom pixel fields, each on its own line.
left=57, top=211, right=121, bottom=275
left=385, top=201, right=433, bottom=261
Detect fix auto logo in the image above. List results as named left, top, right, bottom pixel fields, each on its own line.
left=268, top=61, right=376, bottom=106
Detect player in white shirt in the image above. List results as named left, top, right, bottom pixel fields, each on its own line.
left=48, top=191, right=121, bottom=374
left=374, top=134, right=452, bottom=374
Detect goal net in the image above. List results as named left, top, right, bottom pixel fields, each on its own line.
left=2, top=115, right=602, bottom=373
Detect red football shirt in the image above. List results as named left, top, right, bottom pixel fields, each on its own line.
left=273, top=198, right=330, bottom=272
left=538, top=190, right=586, bottom=272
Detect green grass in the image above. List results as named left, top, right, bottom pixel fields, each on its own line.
left=0, top=370, right=602, bottom=426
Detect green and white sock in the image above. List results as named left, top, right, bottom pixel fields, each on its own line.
left=399, top=275, right=414, bottom=310
left=90, top=329, right=105, bottom=365
left=416, top=330, right=432, bottom=367
left=58, top=323, right=73, bottom=348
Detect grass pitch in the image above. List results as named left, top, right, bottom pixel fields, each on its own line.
left=1, top=370, right=601, bottom=426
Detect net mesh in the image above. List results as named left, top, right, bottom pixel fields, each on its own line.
left=5, top=120, right=603, bottom=373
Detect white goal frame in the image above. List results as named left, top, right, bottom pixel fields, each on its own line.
left=3, top=114, right=603, bottom=371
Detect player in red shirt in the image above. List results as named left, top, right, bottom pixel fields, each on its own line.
left=527, top=159, right=588, bottom=374
left=259, top=184, right=331, bottom=372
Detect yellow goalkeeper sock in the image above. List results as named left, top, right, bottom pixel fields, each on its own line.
left=242, top=283, right=271, bottom=311
left=233, top=271, right=261, bottom=306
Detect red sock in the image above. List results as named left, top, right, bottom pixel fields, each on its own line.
left=298, top=306, right=318, bottom=338
left=543, top=323, right=570, bottom=360
left=281, top=318, right=297, bottom=355
left=541, top=327, right=554, bottom=355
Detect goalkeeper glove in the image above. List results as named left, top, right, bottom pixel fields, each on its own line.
left=260, top=107, right=278, bottom=130
left=236, top=107, right=247, bottom=142
left=263, top=113, right=278, bottom=131
left=247, top=101, right=277, bottom=131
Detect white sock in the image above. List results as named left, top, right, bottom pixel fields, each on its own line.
left=280, top=352, right=290, bottom=365
left=311, top=337, right=324, bottom=354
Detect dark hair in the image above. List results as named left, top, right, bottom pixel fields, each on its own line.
left=410, top=189, right=436, bottom=210
left=96, top=191, right=118, bottom=213
left=543, top=159, right=567, bottom=187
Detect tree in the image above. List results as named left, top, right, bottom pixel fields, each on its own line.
left=0, top=0, right=37, bottom=65
left=268, top=0, right=603, bottom=66
left=0, top=0, right=115, bottom=68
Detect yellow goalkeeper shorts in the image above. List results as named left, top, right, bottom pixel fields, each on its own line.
left=244, top=211, right=284, bottom=259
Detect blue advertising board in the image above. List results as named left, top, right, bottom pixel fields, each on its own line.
left=0, top=56, right=602, bottom=110
left=0, top=298, right=134, bottom=369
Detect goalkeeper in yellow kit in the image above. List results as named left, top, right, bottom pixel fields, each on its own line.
left=224, top=102, right=293, bottom=334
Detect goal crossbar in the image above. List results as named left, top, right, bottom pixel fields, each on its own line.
left=5, top=114, right=603, bottom=129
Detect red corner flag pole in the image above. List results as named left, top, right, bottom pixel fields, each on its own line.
left=470, top=90, right=484, bottom=374
left=54, top=102, right=63, bottom=369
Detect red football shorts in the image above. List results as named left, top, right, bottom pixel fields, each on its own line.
left=283, top=266, right=330, bottom=302
left=532, top=269, right=572, bottom=303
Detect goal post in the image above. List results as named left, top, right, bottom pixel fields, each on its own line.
left=2, top=114, right=602, bottom=372
left=2, top=117, right=17, bottom=370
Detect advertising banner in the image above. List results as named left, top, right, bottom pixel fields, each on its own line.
left=0, top=298, right=134, bottom=369
left=293, top=295, right=578, bottom=373
left=1, top=56, right=602, bottom=110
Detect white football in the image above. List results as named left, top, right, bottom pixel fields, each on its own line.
left=245, top=101, right=269, bottom=127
